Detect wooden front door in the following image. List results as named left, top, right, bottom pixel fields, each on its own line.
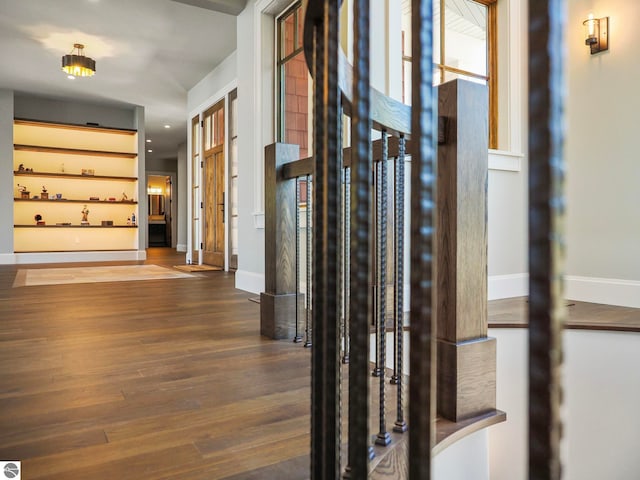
left=203, top=147, right=224, bottom=266
left=202, top=100, right=225, bottom=268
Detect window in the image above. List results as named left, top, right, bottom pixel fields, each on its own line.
left=276, top=1, right=311, bottom=159
left=402, top=0, right=497, bottom=148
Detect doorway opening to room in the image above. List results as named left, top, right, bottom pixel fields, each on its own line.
left=147, top=173, right=174, bottom=247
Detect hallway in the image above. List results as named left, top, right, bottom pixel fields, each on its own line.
left=0, top=249, right=310, bottom=479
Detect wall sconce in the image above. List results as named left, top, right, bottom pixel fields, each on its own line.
left=583, top=14, right=609, bottom=54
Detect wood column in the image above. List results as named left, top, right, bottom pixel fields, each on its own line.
left=260, top=142, right=301, bottom=340
left=435, top=79, right=496, bottom=422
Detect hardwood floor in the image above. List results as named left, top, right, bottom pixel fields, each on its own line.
left=1, top=249, right=637, bottom=479
left=0, top=249, right=311, bottom=479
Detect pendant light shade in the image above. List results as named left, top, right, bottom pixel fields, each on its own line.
left=62, top=43, right=96, bottom=77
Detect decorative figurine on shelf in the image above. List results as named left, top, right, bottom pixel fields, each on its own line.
left=18, top=163, right=25, bottom=172
left=34, top=214, right=45, bottom=226
left=17, top=184, right=30, bottom=199
left=121, top=192, right=128, bottom=202
left=41, top=186, right=49, bottom=200
left=60, top=163, right=65, bottom=173
left=81, top=205, right=90, bottom=225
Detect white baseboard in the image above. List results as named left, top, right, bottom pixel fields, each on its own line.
left=176, top=244, right=187, bottom=253
left=488, top=273, right=528, bottom=300
left=10, top=250, right=147, bottom=265
left=0, top=253, right=14, bottom=265
left=487, top=273, right=640, bottom=307
left=565, top=275, right=640, bottom=308
left=235, top=270, right=265, bottom=294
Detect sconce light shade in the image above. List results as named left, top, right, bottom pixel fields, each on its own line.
left=61, top=43, right=96, bottom=77
left=583, top=14, right=609, bottom=54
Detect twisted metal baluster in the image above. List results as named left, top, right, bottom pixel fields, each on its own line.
left=338, top=111, right=345, bottom=363
left=294, top=176, right=302, bottom=343
left=409, top=0, right=436, bottom=478
left=529, top=1, right=566, bottom=479
left=391, top=147, right=399, bottom=387
left=310, top=1, right=341, bottom=476
left=393, top=135, right=407, bottom=433
left=372, top=157, right=382, bottom=378
left=345, top=0, right=373, bottom=475
left=337, top=105, right=344, bottom=475
left=375, top=131, right=391, bottom=447
left=343, top=166, right=351, bottom=364
left=305, top=175, right=313, bottom=348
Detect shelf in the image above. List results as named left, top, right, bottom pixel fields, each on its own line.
left=14, top=171, right=137, bottom=182
left=14, top=144, right=137, bottom=158
left=13, top=118, right=139, bottom=255
left=15, top=198, right=138, bottom=205
left=14, top=118, right=137, bottom=135
left=15, top=225, right=138, bottom=228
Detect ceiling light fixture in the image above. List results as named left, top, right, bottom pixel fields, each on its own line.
left=61, top=43, right=96, bottom=77
left=164, top=124, right=171, bottom=129
left=146, top=139, right=152, bottom=143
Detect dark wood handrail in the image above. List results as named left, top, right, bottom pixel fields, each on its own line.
left=279, top=137, right=405, bottom=180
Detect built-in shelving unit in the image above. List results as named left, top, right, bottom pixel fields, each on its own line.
left=13, top=119, right=140, bottom=253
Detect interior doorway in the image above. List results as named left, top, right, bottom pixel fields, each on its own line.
left=202, top=100, right=225, bottom=268
left=147, top=173, right=174, bottom=248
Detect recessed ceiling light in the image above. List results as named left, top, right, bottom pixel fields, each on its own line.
left=147, top=149, right=153, bottom=153
left=67, top=75, right=75, bottom=80
left=164, top=124, right=171, bottom=129
left=146, top=139, right=152, bottom=143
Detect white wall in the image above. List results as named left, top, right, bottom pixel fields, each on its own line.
left=233, top=0, right=275, bottom=293
left=0, top=90, right=13, bottom=259
left=177, top=142, right=188, bottom=252
left=187, top=51, right=237, bottom=113
left=435, top=430, right=489, bottom=480
left=486, top=0, right=529, bottom=299
left=134, top=105, right=147, bottom=254
left=488, top=328, right=640, bottom=480
left=565, top=0, right=640, bottom=307
left=14, top=94, right=136, bottom=130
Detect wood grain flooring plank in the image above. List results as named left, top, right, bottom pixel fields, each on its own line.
left=0, top=428, right=108, bottom=461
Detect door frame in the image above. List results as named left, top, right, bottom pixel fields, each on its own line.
left=146, top=171, right=177, bottom=249
left=187, top=82, right=236, bottom=270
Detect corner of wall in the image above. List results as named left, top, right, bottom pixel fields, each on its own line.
left=0, top=90, right=14, bottom=255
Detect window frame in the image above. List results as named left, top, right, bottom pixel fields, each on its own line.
left=276, top=1, right=305, bottom=144
left=403, top=0, right=498, bottom=148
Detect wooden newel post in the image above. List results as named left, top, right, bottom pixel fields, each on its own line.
left=261, top=142, right=302, bottom=339
left=436, top=79, right=496, bottom=421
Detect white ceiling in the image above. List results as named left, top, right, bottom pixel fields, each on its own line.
left=0, top=0, right=240, bottom=159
